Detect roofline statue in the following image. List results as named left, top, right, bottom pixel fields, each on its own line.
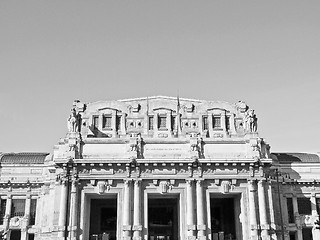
left=67, top=108, right=80, bottom=133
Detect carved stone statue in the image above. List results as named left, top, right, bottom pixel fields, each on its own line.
left=67, top=108, right=79, bottom=132
left=244, top=109, right=257, bottom=132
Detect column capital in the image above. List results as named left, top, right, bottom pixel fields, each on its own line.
left=258, top=179, right=266, bottom=186
left=186, top=179, right=194, bottom=185
left=248, top=180, right=257, bottom=191
left=196, top=179, right=204, bottom=186
left=124, top=179, right=132, bottom=186
left=134, top=179, right=141, bottom=186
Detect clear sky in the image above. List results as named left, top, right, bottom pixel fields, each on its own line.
left=0, top=1, right=319, bottom=154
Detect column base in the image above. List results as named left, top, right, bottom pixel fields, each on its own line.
left=57, top=231, right=66, bottom=238
left=197, top=236, right=207, bottom=240
left=187, top=236, right=197, bottom=240
left=132, top=237, right=141, bottom=240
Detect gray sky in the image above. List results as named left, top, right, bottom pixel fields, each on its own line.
left=1, top=1, right=319, bottom=153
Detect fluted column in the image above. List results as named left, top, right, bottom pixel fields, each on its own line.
left=133, top=180, right=142, bottom=240
left=123, top=180, right=132, bottom=239
left=69, top=178, right=79, bottom=240
left=58, top=179, right=68, bottom=238
left=258, top=180, right=270, bottom=240
left=186, top=179, right=196, bottom=239
left=196, top=180, right=206, bottom=240
left=248, top=180, right=259, bottom=240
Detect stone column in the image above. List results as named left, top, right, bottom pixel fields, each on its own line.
left=112, top=111, right=117, bottom=137
left=121, top=113, right=127, bottom=136
left=186, top=179, right=196, bottom=239
left=79, top=189, right=86, bottom=240
left=258, top=180, right=270, bottom=240
left=123, top=180, right=132, bottom=240
left=208, top=114, right=213, bottom=138
left=153, top=114, right=158, bottom=136
left=21, top=195, right=31, bottom=240
left=248, top=180, right=259, bottom=240
left=58, top=180, right=68, bottom=238
left=196, top=180, right=206, bottom=240
left=311, top=194, right=320, bottom=240
left=166, top=113, right=171, bottom=132
left=229, top=114, right=236, bottom=134
left=3, top=194, right=12, bottom=230
left=292, top=195, right=302, bottom=240
left=221, top=112, right=226, bottom=132
left=133, top=180, right=142, bottom=240
left=69, top=178, right=79, bottom=240
left=24, top=195, right=31, bottom=223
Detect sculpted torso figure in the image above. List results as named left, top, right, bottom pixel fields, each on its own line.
left=68, top=108, right=79, bottom=132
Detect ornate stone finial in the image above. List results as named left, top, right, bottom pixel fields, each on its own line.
left=67, top=108, right=80, bottom=133
left=236, top=101, right=248, bottom=113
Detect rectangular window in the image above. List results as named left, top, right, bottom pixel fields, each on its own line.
left=158, top=115, right=167, bottom=129
left=226, top=116, right=230, bottom=131
left=297, top=198, right=312, bottom=215
left=171, top=116, right=176, bottom=131
left=289, top=232, right=296, bottom=240
left=0, top=199, right=7, bottom=225
left=116, top=115, right=121, bottom=131
left=28, top=234, right=35, bottom=240
left=93, top=116, right=99, bottom=129
left=287, top=198, right=295, bottom=223
left=102, top=115, right=112, bottom=129
left=203, top=116, right=208, bottom=130
left=213, top=116, right=221, bottom=129
left=148, top=116, right=154, bottom=130
left=302, top=228, right=313, bottom=240
left=30, top=199, right=37, bottom=225
left=11, top=199, right=25, bottom=217
left=316, top=198, right=320, bottom=214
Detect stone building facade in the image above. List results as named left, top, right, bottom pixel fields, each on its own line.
left=0, top=96, right=319, bottom=240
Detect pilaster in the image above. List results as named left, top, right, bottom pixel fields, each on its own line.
left=58, top=179, right=68, bottom=239
left=69, top=178, right=79, bottom=240
left=196, top=180, right=206, bottom=240
left=248, top=180, right=259, bottom=240
left=4, top=194, right=12, bottom=230
left=311, top=193, right=320, bottom=240
left=258, top=179, right=270, bottom=240
left=133, top=180, right=142, bottom=240
left=186, top=179, right=196, bottom=240
left=123, top=179, right=132, bottom=240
